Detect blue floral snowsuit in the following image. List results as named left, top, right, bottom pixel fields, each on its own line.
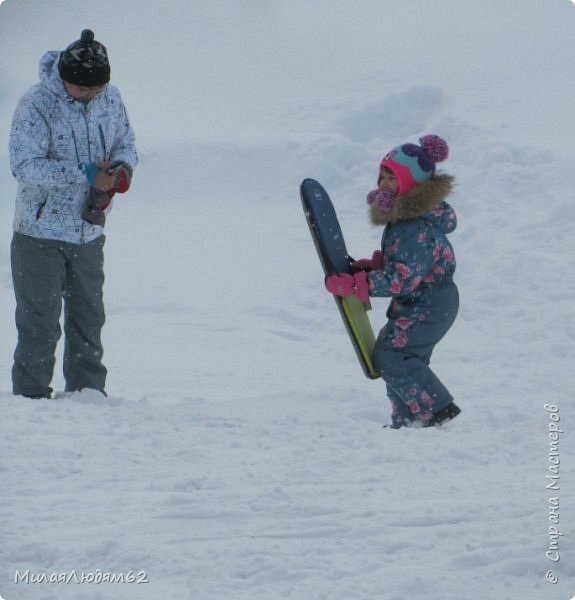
left=367, top=174, right=458, bottom=427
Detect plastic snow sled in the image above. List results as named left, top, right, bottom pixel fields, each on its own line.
left=300, top=178, right=378, bottom=379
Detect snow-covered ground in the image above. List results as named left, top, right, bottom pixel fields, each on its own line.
left=1, top=1, right=574, bottom=599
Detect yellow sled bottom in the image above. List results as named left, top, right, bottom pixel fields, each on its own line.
left=340, top=295, right=379, bottom=379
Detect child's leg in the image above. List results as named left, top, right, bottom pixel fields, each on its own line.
left=386, top=386, right=417, bottom=428
left=374, top=283, right=459, bottom=425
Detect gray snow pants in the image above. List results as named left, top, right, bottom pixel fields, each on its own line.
left=11, top=233, right=107, bottom=397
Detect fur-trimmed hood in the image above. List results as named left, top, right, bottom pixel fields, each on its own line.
left=370, top=173, right=454, bottom=226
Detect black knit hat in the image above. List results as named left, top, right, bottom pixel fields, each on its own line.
left=58, top=29, right=111, bottom=86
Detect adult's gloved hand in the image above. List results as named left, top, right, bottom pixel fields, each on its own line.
left=107, top=161, right=133, bottom=193
left=82, top=188, right=112, bottom=226
left=84, top=161, right=133, bottom=193
left=82, top=162, right=134, bottom=226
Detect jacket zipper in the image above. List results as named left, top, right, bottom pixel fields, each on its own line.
left=99, top=125, right=109, bottom=161
left=36, top=200, right=47, bottom=220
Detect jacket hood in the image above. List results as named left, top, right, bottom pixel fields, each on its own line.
left=369, top=173, right=454, bottom=226
left=39, top=51, right=69, bottom=99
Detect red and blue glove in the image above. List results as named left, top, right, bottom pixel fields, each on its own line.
left=82, top=162, right=133, bottom=226
left=325, top=271, right=370, bottom=303
left=83, top=161, right=132, bottom=192
left=108, top=161, right=132, bottom=193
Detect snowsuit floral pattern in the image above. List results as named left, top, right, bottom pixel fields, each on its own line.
left=367, top=174, right=459, bottom=427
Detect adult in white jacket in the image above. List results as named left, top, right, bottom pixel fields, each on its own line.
left=9, top=29, right=138, bottom=398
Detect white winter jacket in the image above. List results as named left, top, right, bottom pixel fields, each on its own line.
left=9, top=51, right=138, bottom=244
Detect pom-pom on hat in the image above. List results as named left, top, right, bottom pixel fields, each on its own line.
left=379, top=134, right=449, bottom=197
left=59, top=29, right=111, bottom=87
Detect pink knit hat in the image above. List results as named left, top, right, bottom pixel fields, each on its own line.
left=379, top=134, right=449, bottom=197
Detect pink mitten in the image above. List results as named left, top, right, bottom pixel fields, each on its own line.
left=350, top=250, right=384, bottom=272
left=325, top=271, right=370, bottom=303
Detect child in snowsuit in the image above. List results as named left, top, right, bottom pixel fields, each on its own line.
left=326, top=135, right=460, bottom=428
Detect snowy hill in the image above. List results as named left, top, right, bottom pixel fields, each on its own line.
left=0, top=1, right=574, bottom=599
